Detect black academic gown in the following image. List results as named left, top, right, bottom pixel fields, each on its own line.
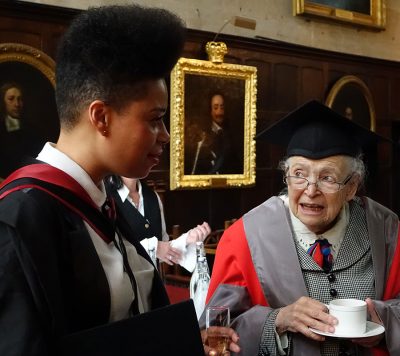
left=0, top=185, right=169, bottom=356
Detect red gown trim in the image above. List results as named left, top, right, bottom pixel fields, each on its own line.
left=206, top=218, right=267, bottom=306
left=0, top=164, right=112, bottom=243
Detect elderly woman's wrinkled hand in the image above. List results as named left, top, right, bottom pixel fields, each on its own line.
left=186, top=222, right=212, bottom=245
left=201, top=327, right=240, bottom=355
left=275, top=296, right=337, bottom=342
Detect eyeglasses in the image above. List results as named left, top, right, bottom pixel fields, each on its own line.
left=283, top=174, right=353, bottom=194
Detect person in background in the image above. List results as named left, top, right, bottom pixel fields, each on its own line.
left=0, top=82, right=42, bottom=178
left=0, top=5, right=239, bottom=355
left=0, top=82, right=24, bottom=133
left=106, top=175, right=211, bottom=272
left=205, top=100, right=400, bottom=355
left=190, top=92, right=240, bottom=175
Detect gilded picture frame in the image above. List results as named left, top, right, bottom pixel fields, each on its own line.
left=169, top=56, right=257, bottom=190
left=293, top=0, right=386, bottom=30
left=0, top=43, right=58, bottom=180
left=325, top=75, right=376, bottom=131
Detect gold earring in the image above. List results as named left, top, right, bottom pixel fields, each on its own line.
left=102, top=130, right=108, bottom=136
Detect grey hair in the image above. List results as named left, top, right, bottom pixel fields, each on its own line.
left=347, top=154, right=366, bottom=184
left=279, top=154, right=366, bottom=187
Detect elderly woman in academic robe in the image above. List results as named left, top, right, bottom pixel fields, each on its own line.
left=204, top=100, right=400, bottom=356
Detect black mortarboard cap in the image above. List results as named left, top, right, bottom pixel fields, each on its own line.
left=256, top=100, right=387, bottom=159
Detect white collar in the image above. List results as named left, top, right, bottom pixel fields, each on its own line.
left=117, top=179, right=143, bottom=211
left=279, top=195, right=349, bottom=256
left=118, top=183, right=130, bottom=203
left=5, top=115, right=21, bottom=132
left=36, top=142, right=107, bottom=208
left=211, top=121, right=223, bottom=133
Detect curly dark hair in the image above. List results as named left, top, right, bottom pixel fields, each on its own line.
left=55, top=5, right=186, bottom=130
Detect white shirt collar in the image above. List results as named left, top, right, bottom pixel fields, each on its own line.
left=118, top=183, right=130, bottom=203
left=36, top=142, right=106, bottom=208
left=117, top=179, right=143, bottom=213
left=279, top=195, right=349, bottom=257
left=211, top=121, right=223, bottom=133
left=5, top=115, right=21, bottom=132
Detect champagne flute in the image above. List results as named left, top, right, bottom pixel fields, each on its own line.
left=206, top=305, right=230, bottom=356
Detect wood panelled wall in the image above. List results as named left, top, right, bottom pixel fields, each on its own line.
left=2, top=1, right=400, bottom=233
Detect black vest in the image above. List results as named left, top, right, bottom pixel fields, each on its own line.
left=109, top=181, right=163, bottom=242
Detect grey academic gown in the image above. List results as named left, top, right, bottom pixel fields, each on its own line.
left=205, top=196, right=400, bottom=356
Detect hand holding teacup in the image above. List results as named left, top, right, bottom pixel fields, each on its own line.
left=276, top=296, right=385, bottom=346
left=317, top=298, right=384, bottom=347
left=327, top=298, right=367, bottom=335
left=275, top=296, right=337, bottom=341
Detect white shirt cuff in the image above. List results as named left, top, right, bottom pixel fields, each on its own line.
left=140, top=236, right=158, bottom=254
left=274, top=329, right=288, bottom=355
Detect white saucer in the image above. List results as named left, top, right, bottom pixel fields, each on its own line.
left=309, top=321, right=385, bottom=339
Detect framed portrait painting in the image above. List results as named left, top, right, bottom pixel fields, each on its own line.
left=325, top=75, right=376, bottom=131
left=169, top=56, right=257, bottom=190
left=0, top=43, right=59, bottom=180
left=293, top=0, right=386, bottom=30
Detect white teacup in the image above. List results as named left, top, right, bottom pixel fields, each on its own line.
left=328, top=299, right=367, bottom=335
